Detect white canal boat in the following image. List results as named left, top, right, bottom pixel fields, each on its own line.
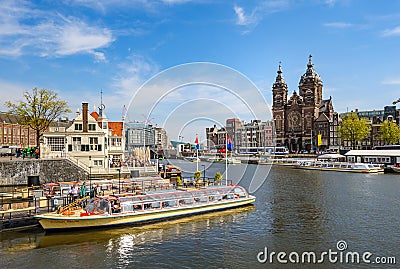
left=295, top=161, right=383, bottom=173
left=36, top=186, right=255, bottom=231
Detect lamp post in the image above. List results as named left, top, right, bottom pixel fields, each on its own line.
left=89, top=166, right=92, bottom=193
left=88, top=155, right=92, bottom=194
left=201, top=164, right=205, bottom=182
left=118, top=168, right=121, bottom=194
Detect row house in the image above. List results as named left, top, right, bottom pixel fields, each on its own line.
left=206, top=125, right=227, bottom=151
left=205, top=119, right=274, bottom=153
left=340, top=106, right=400, bottom=149
left=0, top=112, right=37, bottom=147
left=236, top=120, right=274, bottom=153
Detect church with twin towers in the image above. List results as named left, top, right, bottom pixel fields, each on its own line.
left=272, top=55, right=340, bottom=153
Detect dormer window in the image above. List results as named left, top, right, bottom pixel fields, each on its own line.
left=89, top=124, right=96, bottom=131
left=74, top=124, right=82, bottom=131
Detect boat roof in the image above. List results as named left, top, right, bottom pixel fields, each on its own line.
left=317, top=153, right=345, bottom=159
left=115, top=186, right=247, bottom=203
left=344, top=150, right=400, bottom=156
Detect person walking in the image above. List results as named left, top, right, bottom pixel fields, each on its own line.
left=79, top=182, right=87, bottom=198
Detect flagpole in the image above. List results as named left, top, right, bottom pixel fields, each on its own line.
left=225, top=131, right=228, bottom=186
left=195, top=134, right=199, bottom=172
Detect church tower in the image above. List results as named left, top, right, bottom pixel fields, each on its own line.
left=298, top=55, right=323, bottom=119
left=272, top=64, right=288, bottom=146
left=298, top=55, right=324, bottom=151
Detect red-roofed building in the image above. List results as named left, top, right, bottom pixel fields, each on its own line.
left=40, top=102, right=126, bottom=175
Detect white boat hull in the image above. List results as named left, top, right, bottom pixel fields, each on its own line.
left=37, top=196, right=255, bottom=231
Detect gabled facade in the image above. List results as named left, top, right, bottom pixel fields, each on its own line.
left=41, top=102, right=125, bottom=174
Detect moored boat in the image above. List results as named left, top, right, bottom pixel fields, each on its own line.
left=222, top=157, right=242, bottom=164
left=295, top=161, right=383, bottom=173
left=36, top=185, right=255, bottom=231
left=391, top=165, right=400, bottom=173
left=185, top=156, right=201, bottom=162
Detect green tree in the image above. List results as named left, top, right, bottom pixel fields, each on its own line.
left=380, top=120, right=400, bottom=145
left=339, top=112, right=371, bottom=149
left=214, top=171, right=222, bottom=185
left=176, top=175, right=182, bottom=186
left=194, top=170, right=202, bottom=180
left=5, top=88, right=71, bottom=147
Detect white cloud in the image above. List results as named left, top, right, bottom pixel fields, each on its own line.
left=112, top=54, right=160, bottom=103
left=0, top=1, right=114, bottom=60
left=233, top=1, right=289, bottom=33
left=382, top=26, right=400, bottom=37
left=161, top=0, right=192, bottom=4
left=0, top=79, right=29, bottom=111
left=234, top=5, right=251, bottom=26
left=55, top=19, right=114, bottom=57
left=325, top=0, right=336, bottom=7
left=324, top=22, right=353, bottom=28
left=382, top=79, right=400, bottom=85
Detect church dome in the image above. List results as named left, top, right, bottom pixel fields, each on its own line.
left=299, top=55, right=323, bottom=87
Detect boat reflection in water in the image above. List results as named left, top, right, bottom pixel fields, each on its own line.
left=36, top=205, right=255, bottom=248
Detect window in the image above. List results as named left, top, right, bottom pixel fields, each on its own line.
left=89, top=124, right=96, bottom=131
left=72, top=137, right=81, bottom=151
left=111, top=138, right=122, bottom=147
left=94, top=160, right=103, bottom=166
left=75, top=124, right=82, bottom=131
left=275, top=94, right=282, bottom=106
left=47, top=137, right=65, bottom=152
left=89, top=137, right=99, bottom=151
left=81, top=145, right=89, bottom=151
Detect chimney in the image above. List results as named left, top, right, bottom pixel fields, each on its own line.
left=82, top=102, right=88, bottom=132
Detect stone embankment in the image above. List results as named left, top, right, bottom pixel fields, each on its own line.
left=0, top=158, right=87, bottom=186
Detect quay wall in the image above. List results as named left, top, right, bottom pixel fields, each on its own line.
left=0, top=159, right=87, bottom=186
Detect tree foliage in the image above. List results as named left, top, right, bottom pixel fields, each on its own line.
left=339, top=112, right=371, bottom=149
left=380, top=120, right=400, bottom=145
left=5, top=88, right=71, bottom=147
left=214, top=171, right=222, bottom=182
left=194, top=170, right=202, bottom=180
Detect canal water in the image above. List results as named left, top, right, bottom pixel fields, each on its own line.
left=1, top=161, right=399, bottom=268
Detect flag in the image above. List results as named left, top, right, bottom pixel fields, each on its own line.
left=195, top=135, right=200, bottom=150
left=226, top=136, right=233, bottom=151
left=317, top=134, right=322, bottom=146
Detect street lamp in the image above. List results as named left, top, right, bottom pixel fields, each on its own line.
left=201, top=164, right=205, bottom=182
left=89, top=166, right=92, bottom=195
left=88, top=155, right=92, bottom=189
left=117, top=168, right=121, bottom=194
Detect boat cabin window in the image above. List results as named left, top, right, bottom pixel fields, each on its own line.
left=234, top=188, right=247, bottom=198
left=162, top=200, right=177, bottom=208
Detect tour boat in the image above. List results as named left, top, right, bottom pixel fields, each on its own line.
left=294, top=161, right=383, bottom=173
left=222, top=157, right=242, bottom=164
left=36, top=185, right=256, bottom=231
left=185, top=156, right=201, bottom=162
left=207, top=156, right=221, bottom=163
left=391, top=165, right=400, bottom=173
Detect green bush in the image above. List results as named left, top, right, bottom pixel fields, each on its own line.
left=194, top=170, right=202, bottom=180
left=214, top=171, right=222, bottom=185
left=176, top=176, right=182, bottom=186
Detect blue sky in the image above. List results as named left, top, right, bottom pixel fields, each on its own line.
left=1, top=0, right=400, bottom=142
